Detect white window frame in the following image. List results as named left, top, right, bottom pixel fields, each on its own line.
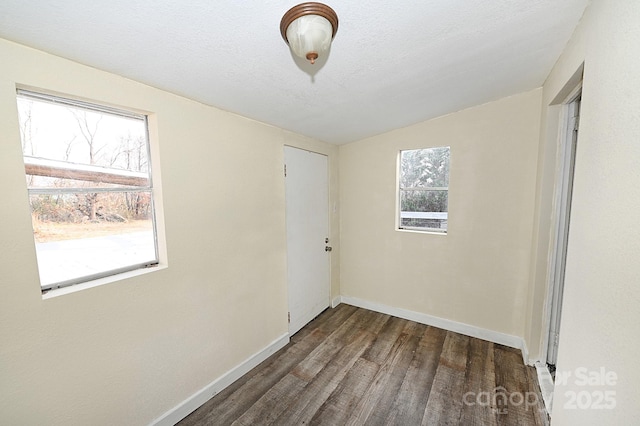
left=17, top=89, right=160, bottom=293
left=397, top=147, right=450, bottom=234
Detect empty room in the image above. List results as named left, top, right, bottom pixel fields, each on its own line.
left=0, top=1, right=638, bottom=425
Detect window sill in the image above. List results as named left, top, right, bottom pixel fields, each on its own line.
left=397, top=228, right=447, bottom=236
left=42, top=264, right=167, bottom=300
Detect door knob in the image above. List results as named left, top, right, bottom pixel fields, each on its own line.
left=325, top=246, right=332, bottom=252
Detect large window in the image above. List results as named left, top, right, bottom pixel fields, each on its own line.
left=16, top=90, right=159, bottom=293
left=398, top=147, right=450, bottom=233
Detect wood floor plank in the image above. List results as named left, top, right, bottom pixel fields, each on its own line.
left=291, top=308, right=382, bottom=381
left=230, top=373, right=307, bottom=426
left=272, top=328, right=377, bottom=425
left=494, top=344, right=537, bottom=426
left=310, top=357, right=380, bottom=425
left=291, top=304, right=359, bottom=344
left=383, top=325, right=448, bottom=425
left=422, top=331, right=470, bottom=425
left=362, top=322, right=426, bottom=425
left=344, top=321, right=423, bottom=425
left=273, top=310, right=390, bottom=425
left=361, top=316, right=410, bottom=365
left=458, top=337, right=498, bottom=425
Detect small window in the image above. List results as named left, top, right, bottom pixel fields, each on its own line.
left=398, top=147, right=450, bottom=233
left=16, top=90, right=159, bottom=292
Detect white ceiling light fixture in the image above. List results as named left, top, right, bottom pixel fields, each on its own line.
left=280, top=2, right=339, bottom=65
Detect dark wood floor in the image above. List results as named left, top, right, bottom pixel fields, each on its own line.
left=179, top=305, right=548, bottom=426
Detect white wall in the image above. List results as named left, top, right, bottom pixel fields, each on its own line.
left=339, top=89, right=542, bottom=340
left=0, top=38, right=339, bottom=425
left=527, top=1, right=640, bottom=424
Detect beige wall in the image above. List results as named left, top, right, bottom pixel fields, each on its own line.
left=528, top=1, right=640, bottom=424
left=339, top=89, right=542, bottom=339
left=0, top=38, right=338, bottom=425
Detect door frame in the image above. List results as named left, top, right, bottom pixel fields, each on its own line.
left=542, top=82, right=582, bottom=367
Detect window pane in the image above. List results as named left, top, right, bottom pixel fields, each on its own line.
left=400, top=146, right=450, bottom=188
left=400, top=190, right=448, bottom=231
left=30, top=191, right=157, bottom=289
left=17, top=94, right=149, bottom=173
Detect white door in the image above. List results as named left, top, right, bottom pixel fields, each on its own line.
left=284, top=146, right=330, bottom=335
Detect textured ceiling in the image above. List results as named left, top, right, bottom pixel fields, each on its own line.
left=0, top=1, right=589, bottom=144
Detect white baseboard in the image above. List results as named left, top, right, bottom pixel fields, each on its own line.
left=151, top=333, right=289, bottom=426
left=521, top=338, right=532, bottom=366
left=535, top=361, right=555, bottom=415
left=339, top=296, right=527, bottom=362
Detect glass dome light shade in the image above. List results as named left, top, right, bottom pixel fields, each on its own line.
left=286, top=15, right=333, bottom=64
